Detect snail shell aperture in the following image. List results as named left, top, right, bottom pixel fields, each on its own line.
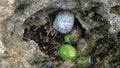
left=53, top=11, right=75, bottom=34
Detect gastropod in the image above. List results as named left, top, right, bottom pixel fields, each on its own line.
left=77, top=38, right=93, bottom=57
left=64, top=26, right=82, bottom=44
left=53, top=11, right=75, bottom=34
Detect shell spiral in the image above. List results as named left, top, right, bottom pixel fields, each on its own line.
left=53, top=11, right=75, bottom=34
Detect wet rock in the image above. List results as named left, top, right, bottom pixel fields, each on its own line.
left=59, top=60, right=76, bottom=68
left=0, top=0, right=120, bottom=68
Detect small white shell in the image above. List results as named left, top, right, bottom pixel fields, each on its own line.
left=53, top=11, right=75, bottom=34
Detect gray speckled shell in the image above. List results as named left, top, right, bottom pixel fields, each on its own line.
left=53, top=11, right=75, bottom=34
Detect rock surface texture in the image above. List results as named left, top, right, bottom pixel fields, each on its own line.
left=0, top=0, right=120, bottom=68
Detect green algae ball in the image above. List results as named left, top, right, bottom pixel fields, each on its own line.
left=64, top=34, right=71, bottom=44
left=59, top=44, right=77, bottom=61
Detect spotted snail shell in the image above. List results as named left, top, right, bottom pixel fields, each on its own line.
left=53, top=11, right=75, bottom=34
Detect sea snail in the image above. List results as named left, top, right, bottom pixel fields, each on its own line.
left=53, top=11, right=75, bottom=34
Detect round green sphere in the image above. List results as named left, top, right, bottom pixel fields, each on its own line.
left=64, top=34, right=71, bottom=44
left=59, top=44, right=77, bottom=61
